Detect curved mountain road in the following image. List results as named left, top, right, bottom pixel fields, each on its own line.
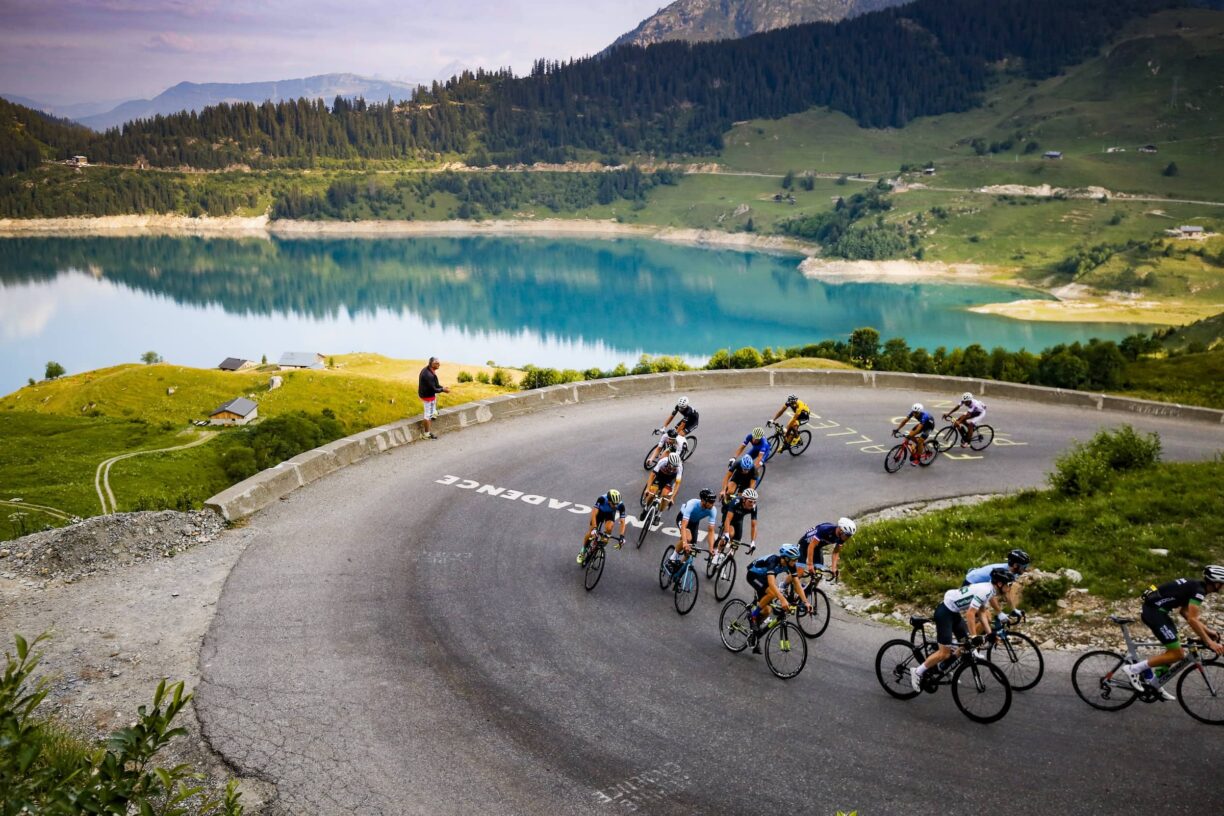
left=198, top=387, right=1224, bottom=816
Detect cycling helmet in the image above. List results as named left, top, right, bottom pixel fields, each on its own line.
left=739, top=454, right=754, bottom=471
left=779, top=543, right=801, bottom=560
left=786, top=394, right=798, bottom=405
left=667, top=452, right=682, bottom=467
left=698, top=488, right=716, bottom=503
left=607, top=489, right=620, bottom=504
left=751, top=426, right=765, bottom=440
left=911, top=402, right=924, bottom=413
left=676, top=396, right=689, bottom=408
left=666, top=428, right=678, bottom=439
left=1204, top=565, right=1224, bottom=584
left=1007, top=548, right=1031, bottom=568
left=989, top=567, right=1015, bottom=586
left=838, top=517, right=857, bottom=537
left=961, top=392, right=973, bottom=403
left=741, top=488, right=758, bottom=501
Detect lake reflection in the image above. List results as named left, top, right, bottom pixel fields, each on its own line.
left=0, top=235, right=1145, bottom=393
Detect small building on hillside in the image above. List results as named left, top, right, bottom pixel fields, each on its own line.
left=209, top=397, right=259, bottom=426
left=923, top=167, right=936, bottom=176
left=278, top=352, right=325, bottom=370
left=1169, top=225, right=1206, bottom=239
left=1106, top=147, right=1125, bottom=154
left=1043, top=151, right=1063, bottom=160
left=217, top=357, right=256, bottom=372
left=1139, top=144, right=1159, bottom=154
left=67, top=155, right=88, bottom=166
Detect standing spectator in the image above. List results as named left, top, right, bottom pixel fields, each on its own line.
left=418, top=356, right=449, bottom=439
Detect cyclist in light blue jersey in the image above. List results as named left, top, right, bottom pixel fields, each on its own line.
left=963, top=548, right=1030, bottom=622
left=665, top=489, right=719, bottom=572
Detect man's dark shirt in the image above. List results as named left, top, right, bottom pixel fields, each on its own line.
left=418, top=366, right=443, bottom=399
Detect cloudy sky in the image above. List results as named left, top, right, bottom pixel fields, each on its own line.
left=0, top=0, right=665, bottom=104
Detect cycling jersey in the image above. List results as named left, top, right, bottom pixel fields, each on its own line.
left=726, top=462, right=757, bottom=495
left=676, top=498, right=717, bottom=531
left=787, top=400, right=811, bottom=420
left=1144, top=578, right=1206, bottom=612
left=673, top=403, right=699, bottom=428
left=961, top=399, right=986, bottom=417
left=908, top=409, right=935, bottom=430
left=740, top=434, right=770, bottom=458
left=942, top=583, right=995, bottom=613
left=652, top=458, right=683, bottom=482
left=748, top=554, right=796, bottom=579
left=659, top=433, right=686, bottom=453
left=722, top=497, right=758, bottom=539
left=964, top=562, right=1009, bottom=586
left=593, top=494, right=626, bottom=517
left=798, top=523, right=841, bottom=565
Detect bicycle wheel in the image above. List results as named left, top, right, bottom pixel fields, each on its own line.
left=719, top=599, right=752, bottom=652
left=674, top=564, right=699, bottom=615
left=1177, top=661, right=1224, bottom=725
left=932, top=425, right=959, bottom=452
left=969, top=425, right=994, bottom=451
left=714, top=556, right=737, bottom=602
left=875, top=639, right=922, bottom=700
left=797, top=586, right=830, bottom=639
left=764, top=433, right=781, bottom=462
left=636, top=504, right=656, bottom=549
left=764, top=621, right=808, bottom=679
left=951, top=659, right=1012, bottom=724
left=680, top=435, right=697, bottom=461
left=918, top=442, right=938, bottom=467
left=643, top=445, right=659, bottom=471
left=705, top=549, right=718, bottom=579
left=754, top=463, right=767, bottom=487
left=658, top=545, right=676, bottom=590
left=788, top=430, right=812, bottom=457
left=884, top=444, right=907, bottom=473
left=1071, top=650, right=1137, bottom=711
left=583, top=547, right=605, bottom=591
left=986, top=631, right=1044, bottom=691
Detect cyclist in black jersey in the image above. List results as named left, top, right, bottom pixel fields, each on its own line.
left=713, top=488, right=758, bottom=564
left=662, top=396, right=699, bottom=435
left=1121, top=565, right=1224, bottom=691
left=719, top=454, right=760, bottom=506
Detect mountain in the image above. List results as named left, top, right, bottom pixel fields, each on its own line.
left=611, top=0, right=914, bottom=49
left=77, top=73, right=427, bottom=131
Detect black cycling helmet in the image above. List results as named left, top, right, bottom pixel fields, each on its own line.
left=666, top=428, right=678, bottom=439
left=989, top=567, right=1015, bottom=586
left=698, top=488, right=716, bottom=503
left=1007, top=549, right=1031, bottom=568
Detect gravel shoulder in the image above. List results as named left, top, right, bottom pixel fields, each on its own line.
left=0, top=511, right=273, bottom=812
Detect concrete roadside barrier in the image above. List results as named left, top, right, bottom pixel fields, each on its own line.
left=205, top=368, right=1224, bottom=522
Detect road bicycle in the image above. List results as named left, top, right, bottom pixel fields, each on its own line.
left=875, top=616, right=1013, bottom=723
left=718, top=597, right=809, bottom=679
left=637, top=484, right=674, bottom=548
left=705, top=535, right=756, bottom=602
left=763, top=420, right=812, bottom=462
left=1071, top=614, right=1223, bottom=724
left=643, top=428, right=697, bottom=470
left=933, top=420, right=995, bottom=452
left=884, top=430, right=938, bottom=473
left=784, top=567, right=833, bottom=639
left=578, top=528, right=622, bottom=592
left=910, top=612, right=1043, bottom=691
left=658, top=543, right=706, bottom=615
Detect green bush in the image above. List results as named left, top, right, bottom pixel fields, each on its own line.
left=1024, top=575, right=1071, bottom=614
left=490, top=369, right=512, bottom=387
left=456, top=370, right=474, bottom=383
left=221, top=446, right=258, bottom=481
left=475, top=371, right=490, bottom=384
left=729, top=347, right=764, bottom=369
left=1049, top=425, right=1161, bottom=496
left=1, top=633, right=243, bottom=815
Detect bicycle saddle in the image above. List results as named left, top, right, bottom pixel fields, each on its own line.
left=909, top=615, right=932, bottom=627
left=1109, top=615, right=1135, bottom=624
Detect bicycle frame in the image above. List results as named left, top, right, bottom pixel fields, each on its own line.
left=1114, top=619, right=1208, bottom=690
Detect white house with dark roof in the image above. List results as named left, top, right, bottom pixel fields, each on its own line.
left=209, top=397, right=259, bottom=426
left=217, top=357, right=255, bottom=372
left=278, top=352, right=325, bottom=370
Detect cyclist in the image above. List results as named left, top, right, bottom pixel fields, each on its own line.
left=1121, top=565, right=1224, bottom=693
left=731, top=426, right=772, bottom=469
left=943, top=392, right=987, bottom=447
left=910, top=568, right=1014, bottom=691
left=641, top=452, right=684, bottom=519
left=720, top=454, right=761, bottom=506
left=769, top=394, right=811, bottom=446
left=745, top=543, right=810, bottom=652
left=648, top=427, right=687, bottom=467
left=662, top=396, right=699, bottom=435
left=665, top=488, right=719, bottom=572
left=714, top=488, right=759, bottom=565
left=578, top=489, right=627, bottom=564
left=963, top=548, right=1030, bottom=623
left=893, top=402, right=935, bottom=465
left=796, top=517, right=856, bottom=581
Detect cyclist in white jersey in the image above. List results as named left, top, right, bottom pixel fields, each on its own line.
left=911, top=568, right=1014, bottom=691
left=943, top=392, right=987, bottom=446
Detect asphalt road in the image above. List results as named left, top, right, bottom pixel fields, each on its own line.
left=198, top=387, right=1224, bottom=816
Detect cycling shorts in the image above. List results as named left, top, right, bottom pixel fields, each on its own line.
left=725, top=516, right=746, bottom=542
left=795, top=410, right=810, bottom=424
left=965, top=410, right=985, bottom=424
left=678, top=415, right=699, bottom=432
left=911, top=425, right=932, bottom=440
left=1141, top=604, right=1180, bottom=647
left=595, top=510, right=618, bottom=526
left=675, top=513, right=704, bottom=538
left=746, top=571, right=771, bottom=599
left=933, top=603, right=968, bottom=646
left=653, top=470, right=678, bottom=489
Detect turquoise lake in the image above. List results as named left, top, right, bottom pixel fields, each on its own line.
left=0, top=235, right=1147, bottom=393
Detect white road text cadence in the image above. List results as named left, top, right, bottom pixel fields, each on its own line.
left=434, top=475, right=679, bottom=536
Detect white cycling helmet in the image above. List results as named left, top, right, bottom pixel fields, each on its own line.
left=838, top=517, right=856, bottom=536
left=741, top=488, right=758, bottom=501
left=676, top=396, right=689, bottom=408
left=911, top=402, right=924, bottom=413
left=961, top=392, right=973, bottom=403
left=667, top=452, right=682, bottom=467
left=1205, top=565, right=1224, bottom=584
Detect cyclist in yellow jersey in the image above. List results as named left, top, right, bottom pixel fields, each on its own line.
left=770, top=394, right=811, bottom=445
